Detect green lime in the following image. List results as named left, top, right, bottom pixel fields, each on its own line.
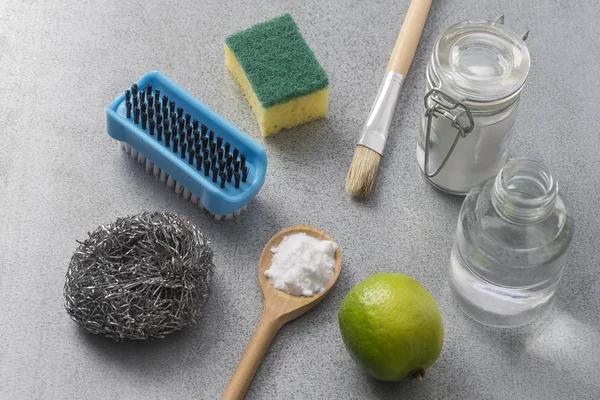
left=338, top=273, right=444, bottom=381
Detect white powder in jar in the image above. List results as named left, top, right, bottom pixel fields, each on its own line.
left=264, top=233, right=338, bottom=297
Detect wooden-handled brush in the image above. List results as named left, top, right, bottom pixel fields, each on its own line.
left=346, top=0, right=432, bottom=197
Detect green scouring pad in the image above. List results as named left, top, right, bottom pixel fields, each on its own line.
left=225, top=13, right=329, bottom=136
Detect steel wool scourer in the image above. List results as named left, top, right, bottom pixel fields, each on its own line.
left=64, top=212, right=214, bottom=340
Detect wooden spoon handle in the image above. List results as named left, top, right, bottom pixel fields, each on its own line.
left=386, top=0, right=432, bottom=76
left=222, top=312, right=284, bottom=400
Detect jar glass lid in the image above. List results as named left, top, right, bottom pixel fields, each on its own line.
left=432, top=20, right=530, bottom=103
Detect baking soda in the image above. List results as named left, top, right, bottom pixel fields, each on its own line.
left=265, top=233, right=338, bottom=297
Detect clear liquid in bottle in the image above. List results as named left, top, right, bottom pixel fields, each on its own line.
left=449, top=158, right=574, bottom=327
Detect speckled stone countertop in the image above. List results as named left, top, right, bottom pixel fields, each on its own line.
left=1, top=0, right=599, bottom=399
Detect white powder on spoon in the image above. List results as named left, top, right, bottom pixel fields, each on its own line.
left=264, top=233, right=338, bottom=297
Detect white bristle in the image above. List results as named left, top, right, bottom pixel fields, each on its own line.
left=121, top=147, right=250, bottom=219
left=166, top=177, right=176, bottom=189
left=145, top=159, right=153, bottom=173
left=174, top=182, right=183, bottom=195
left=159, top=171, right=168, bottom=184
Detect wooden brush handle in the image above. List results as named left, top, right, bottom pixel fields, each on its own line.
left=386, top=0, right=432, bottom=76
left=222, top=312, right=284, bottom=400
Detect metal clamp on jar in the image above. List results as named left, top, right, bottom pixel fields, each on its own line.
left=416, top=15, right=531, bottom=194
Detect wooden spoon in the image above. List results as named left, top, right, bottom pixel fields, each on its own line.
left=221, top=225, right=342, bottom=400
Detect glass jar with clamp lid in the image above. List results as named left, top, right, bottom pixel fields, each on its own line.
left=416, top=15, right=531, bottom=194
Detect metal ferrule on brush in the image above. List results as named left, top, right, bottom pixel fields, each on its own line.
left=358, top=71, right=404, bottom=155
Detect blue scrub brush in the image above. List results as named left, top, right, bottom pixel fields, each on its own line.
left=106, top=71, right=267, bottom=220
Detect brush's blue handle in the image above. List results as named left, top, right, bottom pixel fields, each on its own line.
left=106, top=71, right=267, bottom=216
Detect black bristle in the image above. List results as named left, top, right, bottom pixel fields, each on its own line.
left=193, top=119, right=199, bottom=130
left=194, top=141, right=201, bottom=154
left=203, top=150, right=209, bottom=163
left=193, top=129, right=200, bottom=143
left=220, top=172, right=226, bottom=188
left=227, top=166, right=233, bottom=182
left=140, top=90, right=146, bottom=104
left=204, top=160, right=210, bottom=176
left=180, top=142, right=187, bottom=158
left=125, top=90, right=131, bottom=102
left=157, top=125, right=163, bottom=141
left=131, top=83, right=138, bottom=94
left=141, top=103, right=147, bottom=114
left=219, top=159, right=225, bottom=173
left=163, top=119, right=169, bottom=132
left=148, top=108, right=154, bottom=120
left=141, top=112, right=147, bottom=129
left=201, top=136, right=209, bottom=151
left=170, top=114, right=176, bottom=128
left=165, top=130, right=171, bottom=147
left=185, top=113, right=191, bottom=126
left=134, top=107, right=140, bottom=124
left=233, top=148, right=239, bottom=160
left=179, top=132, right=185, bottom=145
left=157, top=114, right=163, bottom=125
left=233, top=160, right=240, bottom=173
left=210, top=154, right=217, bottom=171
left=217, top=147, right=224, bottom=162
left=172, top=136, right=179, bottom=152
left=155, top=89, right=160, bottom=101
left=226, top=153, right=233, bottom=168
left=188, top=146, right=194, bottom=164
left=147, top=95, right=154, bottom=106
left=240, top=154, right=247, bottom=170
left=162, top=106, right=169, bottom=119
left=154, top=102, right=161, bottom=116
left=149, top=119, right=155, bottom=136
left=146, top=84, right=152, bottom=96
left=210, top=142, right=216, bottom=156
left=224, top=142, right=231, bottom=155
left=186, top=125, right=193, bottom=138
left=133, top=96, right=139, bottom=107
left=169, top=100, right=175, bottom=114
left=195, top=153, right=202, bottom=170
left=162, top=95, right=168, bottom=108
left=178, top=118, right=184, bottom=132
left=216, top=136, right=223, bottom=148
left=209, top=130, right=214, bottom=142
left=234, top=172, right=241, bottom=189
left=172, top=125, right=178, bottom=138
left=201, top=124, right=208, bottom=137
left=177, top=107, right=183, bottom=119
left=126, top=101, right=132, bottom=118
left=242, top=166, right=249, bottom=182
left=212, top=167, right=218, bottom=183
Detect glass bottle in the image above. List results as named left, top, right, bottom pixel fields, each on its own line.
left=450, top=158, right=574, bottom=327
left=416, top=17, right=531, bottom=194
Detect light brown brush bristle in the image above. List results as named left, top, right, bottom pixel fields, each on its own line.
left=345, top=145, right=381, bottom=198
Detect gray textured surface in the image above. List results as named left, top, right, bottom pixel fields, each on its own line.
left=1, top=0, right=599, bottom=399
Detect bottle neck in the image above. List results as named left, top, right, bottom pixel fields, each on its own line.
left=491, top=158, right=558, bottom=224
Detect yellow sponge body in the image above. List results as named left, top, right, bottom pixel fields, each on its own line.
left=225, top=45, right=329, bottom=137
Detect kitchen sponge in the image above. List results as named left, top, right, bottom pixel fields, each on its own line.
left=225, top=13, right=329, bottom=136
